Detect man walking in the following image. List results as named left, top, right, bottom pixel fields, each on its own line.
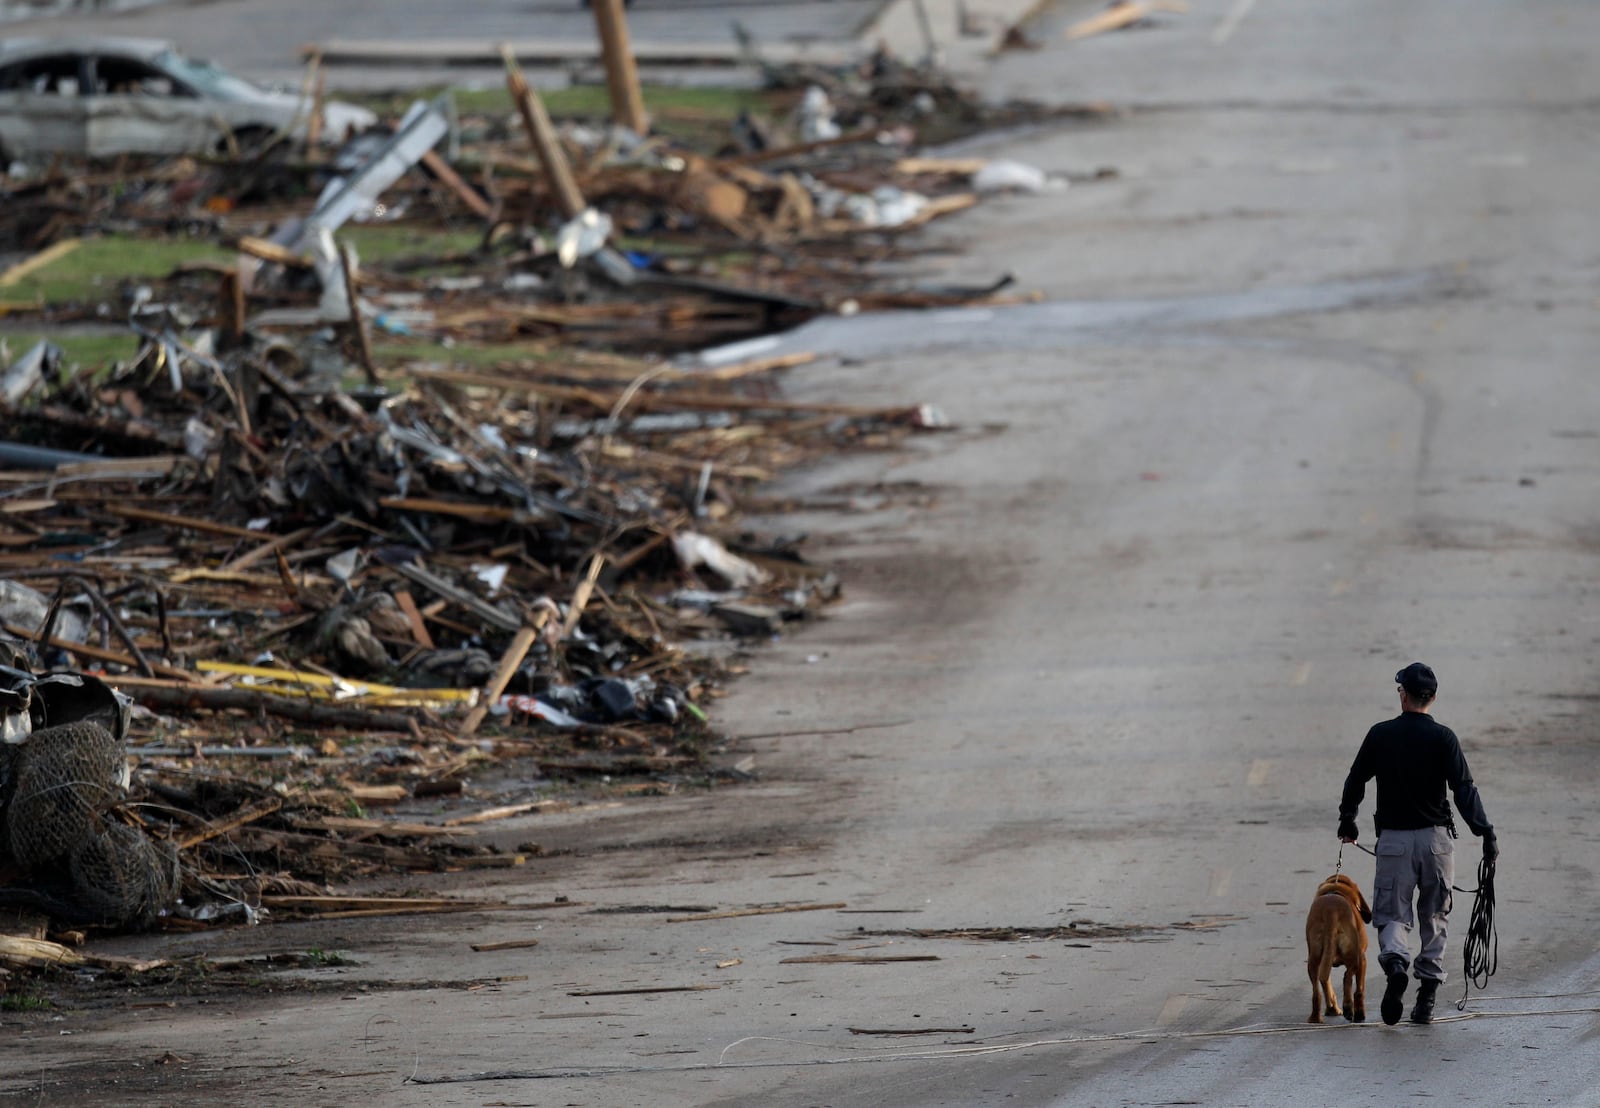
left=1338, top=662, right=1498, bottom=1025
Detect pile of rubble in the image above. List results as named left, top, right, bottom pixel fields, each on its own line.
left=0, top=49, right=1088, bottom=943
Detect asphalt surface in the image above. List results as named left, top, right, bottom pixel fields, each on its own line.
left=3, top=0, right=1600, bottom=1105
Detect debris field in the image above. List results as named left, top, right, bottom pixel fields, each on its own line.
left=0, top=40, right=1093, bottom=978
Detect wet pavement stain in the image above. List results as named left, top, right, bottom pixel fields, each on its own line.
left=699, top=271, right=1466, bottom=365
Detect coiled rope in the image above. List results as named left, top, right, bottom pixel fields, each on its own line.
left=1458, top=854, right=1497, bottom=1010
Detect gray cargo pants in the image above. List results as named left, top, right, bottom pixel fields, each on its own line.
left=1372, top=826, right=1454, bottom=982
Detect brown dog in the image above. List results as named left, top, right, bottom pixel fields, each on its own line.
left=1305, top=873, right=1373, bottom=1023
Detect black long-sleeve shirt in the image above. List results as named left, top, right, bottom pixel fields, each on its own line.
left=1340, top=710, right=1494, bottom=838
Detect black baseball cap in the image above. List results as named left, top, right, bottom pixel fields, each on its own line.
left=1395, top=662, right=1438, bottom=697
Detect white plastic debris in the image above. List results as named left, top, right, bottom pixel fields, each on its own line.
left=0, top=340, right=59, bottom=406
left=0, top=580, right=88, bottom=643
left=797, top=85, right=841, bottom=143
left=871, top=186, right=929, bottom=227
left=1, top=711, right=29, bottom=746
left=671, top=531, right=769, bottom=589
left=496, top=694, right=584, bottom=728
left=972, top=159, right=1060, bottom=194
left=556, top=208, right=614, bottom=269
left=325, top=547, right=363, bottom=584
left=183, top=417, right=219, bottom=461
left=842, top=186, right=930, bottom=229
left=472, top=563, right=509, bottom=595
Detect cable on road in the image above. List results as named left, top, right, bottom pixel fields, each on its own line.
left=403, top=1002, right=1600, bottom=1085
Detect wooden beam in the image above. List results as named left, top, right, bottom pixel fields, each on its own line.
left=2, top=621, right=194, bottom=682
left=501, top=45, right=586, bottom=219
left=339, top=242, right=380, bottom=387
left=175, top=797, right=284, bottom=850
left=667, top=902, right=847, bottom=922
left=591, top=0, right=649, bottom=135
left=420, top=149, right=495, bottom=220
left=458, top=623, right=538, bottom=737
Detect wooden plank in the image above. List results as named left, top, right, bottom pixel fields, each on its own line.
left=503, top=46, right=586, bottom=219
left=1064, top=0, right=1187, bottom=41
left=392, top=590, right=435, bottom=649
left=420, top=149, right=495, bottom=220
left=780, top=953, right=940, bottom=964
left=440, top=800, right=550, bottom=827
left=46, top=456, right=183, bottom=485
left=378, top=498, right=527, bottom=524
left=1, top=621, right=194, bottom=682
left=339, top=242, right=380, bottom=387
left=458, top=623, right=539, bottom=737
left=235, top=235, right=314, bottom=268
left=702, top=351, right=816, bottom=382
left=103, top=505, right=265, bottom=539
left=0, top=934, right=84, bottom=969
left=560, top=553, right=606, bottom=639
left=567, top=984, right=720, bottom=997
left=471, top=938, right=541, bottom=952
left=175, top=797, right=284, bottom=850
left=0, top=238, right=81, bottom=288
left=308, top=816, right=472, bottom=838
left=667, top=902, right=846, bottom=923
left=894, top=156, right=989, bottom=176
left=218, top=526, right=317, bottom=574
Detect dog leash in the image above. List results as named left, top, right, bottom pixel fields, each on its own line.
left=1342, top=838, right=1483, bottom=894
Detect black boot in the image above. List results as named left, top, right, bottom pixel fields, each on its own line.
left=1379, top=958, right=1409, bottom=1026
left=1410, top=978, right=1439, bottom=1024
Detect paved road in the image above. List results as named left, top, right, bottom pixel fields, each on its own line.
left=4, top=0, right=1599, bottom=1104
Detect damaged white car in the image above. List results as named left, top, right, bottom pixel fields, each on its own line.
left=0, top=36, right=376, bottom=162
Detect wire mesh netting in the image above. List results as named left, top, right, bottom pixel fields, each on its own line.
left=68, top=818, right=181, bottom=928
left=0, top=720, right=180, bottom=928
left=5, top=721, right=128, bottom=867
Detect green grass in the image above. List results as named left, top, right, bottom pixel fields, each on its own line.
left=304, top=948, right=354, bottom=967
left=0, top=991, right=51, bottom=1012
left=0, top=235, right=231, bottom=306
left=360, top=83, right=772, bottom=120
left=357, top=83, right=778, bottom=148
left=341, top=224, right=486, bottom=265
left=0, top=331, right=141, bottom=369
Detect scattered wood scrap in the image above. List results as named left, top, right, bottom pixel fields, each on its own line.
left=667, top=902, right=847, bottom=922
left=566, top=984, right=721, bottom=996
left=779, top=953, right=940, bottom=964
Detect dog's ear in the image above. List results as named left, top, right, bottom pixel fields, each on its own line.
left=1357, top=883, right=1373, bottom=924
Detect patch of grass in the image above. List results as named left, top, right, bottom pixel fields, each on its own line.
left=0, top=331, right=141, bottom=369
left=0, top=991, right=51, bottom=1012
left=354, top=83, right=777, bottom=147
left=0, top=235, right=231, bottom=306
left=340, top=224, right=486, bottom=266
left=304, top=948, right=354, bottom=967
left=359, top=83, right=771, bottom=120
